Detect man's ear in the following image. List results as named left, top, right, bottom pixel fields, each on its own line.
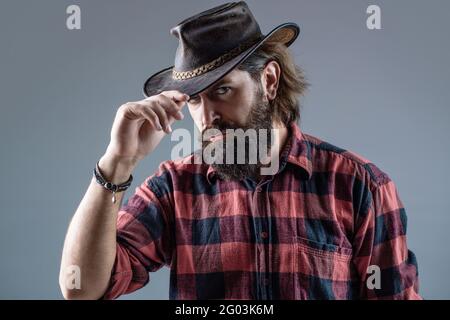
left=261, top=60, right=281, bottom=100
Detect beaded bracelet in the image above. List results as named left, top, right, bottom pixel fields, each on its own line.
left=93, top=161, right=133, bottom=204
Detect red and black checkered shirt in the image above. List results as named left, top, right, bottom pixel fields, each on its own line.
left=103, top=122, right=421, bottom=300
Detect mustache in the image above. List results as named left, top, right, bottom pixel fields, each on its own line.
left=201, top=121, right=240, bottom=139
left=202, top=121, right=237, bottom=132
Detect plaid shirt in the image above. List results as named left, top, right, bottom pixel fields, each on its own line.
left=103, top=122, right=421, bottom=300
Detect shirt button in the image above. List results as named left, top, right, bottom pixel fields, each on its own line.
left=260, top=231, right=268, bottom=239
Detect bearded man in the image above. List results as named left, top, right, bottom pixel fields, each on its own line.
left=59, top=1, right=421, bottom=300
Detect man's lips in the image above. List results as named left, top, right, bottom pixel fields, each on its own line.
left=203, top=129, right=228, bottom=142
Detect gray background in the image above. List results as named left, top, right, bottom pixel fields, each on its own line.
left=0, top=0, right=449, bottom=299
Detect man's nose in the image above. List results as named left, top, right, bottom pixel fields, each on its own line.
left=200, top=100, right=220, bottom=129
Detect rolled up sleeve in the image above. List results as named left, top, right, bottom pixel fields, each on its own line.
left=102, top=171, right=174, bottom=300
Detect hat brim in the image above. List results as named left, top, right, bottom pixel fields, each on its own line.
left=143, top=22, right=300, bottom=98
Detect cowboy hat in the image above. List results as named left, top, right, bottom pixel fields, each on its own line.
left=143, top=1, right=300, bottom=98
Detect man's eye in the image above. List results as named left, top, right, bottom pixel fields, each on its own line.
left=215, top=86, right=230, bottom=95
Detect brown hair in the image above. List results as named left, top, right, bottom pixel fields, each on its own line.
left=237, top=40, right=309, bottom=124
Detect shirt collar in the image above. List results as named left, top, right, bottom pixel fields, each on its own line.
left=206, top=121, right=313, bottom=183
left=284, top=121, right=313, bottom=179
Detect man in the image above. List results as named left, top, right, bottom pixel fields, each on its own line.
left=59, top=1, right=421, bottom=300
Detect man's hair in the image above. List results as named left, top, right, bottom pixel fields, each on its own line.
left=237, top=40, right=309, bottom=124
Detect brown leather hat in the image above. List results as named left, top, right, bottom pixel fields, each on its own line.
left=143, top=1, right=300, bottom=98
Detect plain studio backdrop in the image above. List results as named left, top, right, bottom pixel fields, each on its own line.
left=0, top=0, right=449, bottom=299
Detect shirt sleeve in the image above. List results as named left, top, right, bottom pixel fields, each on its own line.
left=102, top=165, right=175, bottom=300
left=352, top=173, right=421, bottom=300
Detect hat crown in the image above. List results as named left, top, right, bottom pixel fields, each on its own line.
left=169, top=1, right=262, bottom=72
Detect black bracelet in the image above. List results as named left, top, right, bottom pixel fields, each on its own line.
left=93, top=161, right=133, bottom=204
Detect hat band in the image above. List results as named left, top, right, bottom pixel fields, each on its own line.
left=172, top=37, right=261, bottom=80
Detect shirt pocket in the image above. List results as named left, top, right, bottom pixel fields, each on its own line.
left=291, top=236, right=353, bottom=300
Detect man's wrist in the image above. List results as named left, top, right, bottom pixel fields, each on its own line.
left=97, top=154, right=137, bottom=184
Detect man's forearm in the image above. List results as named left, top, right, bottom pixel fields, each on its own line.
left=59, top=154, right=136, bottom=300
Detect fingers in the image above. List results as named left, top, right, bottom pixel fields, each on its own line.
left=157, top=94, right=185, bottom=120
left=161, top=90, right=190, bottom=105
left=124, top=102, right=162, bottom=131
left=121, top=90, right=189, bottom=134
left=139, top=106, right=162, bottom=131
left=152, top=101, right=172, bottom=133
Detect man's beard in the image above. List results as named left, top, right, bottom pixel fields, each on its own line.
left=200, top=83, right=274, bottom=181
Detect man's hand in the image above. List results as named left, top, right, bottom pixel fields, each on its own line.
left=104, top=90, right=189, bottom=167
